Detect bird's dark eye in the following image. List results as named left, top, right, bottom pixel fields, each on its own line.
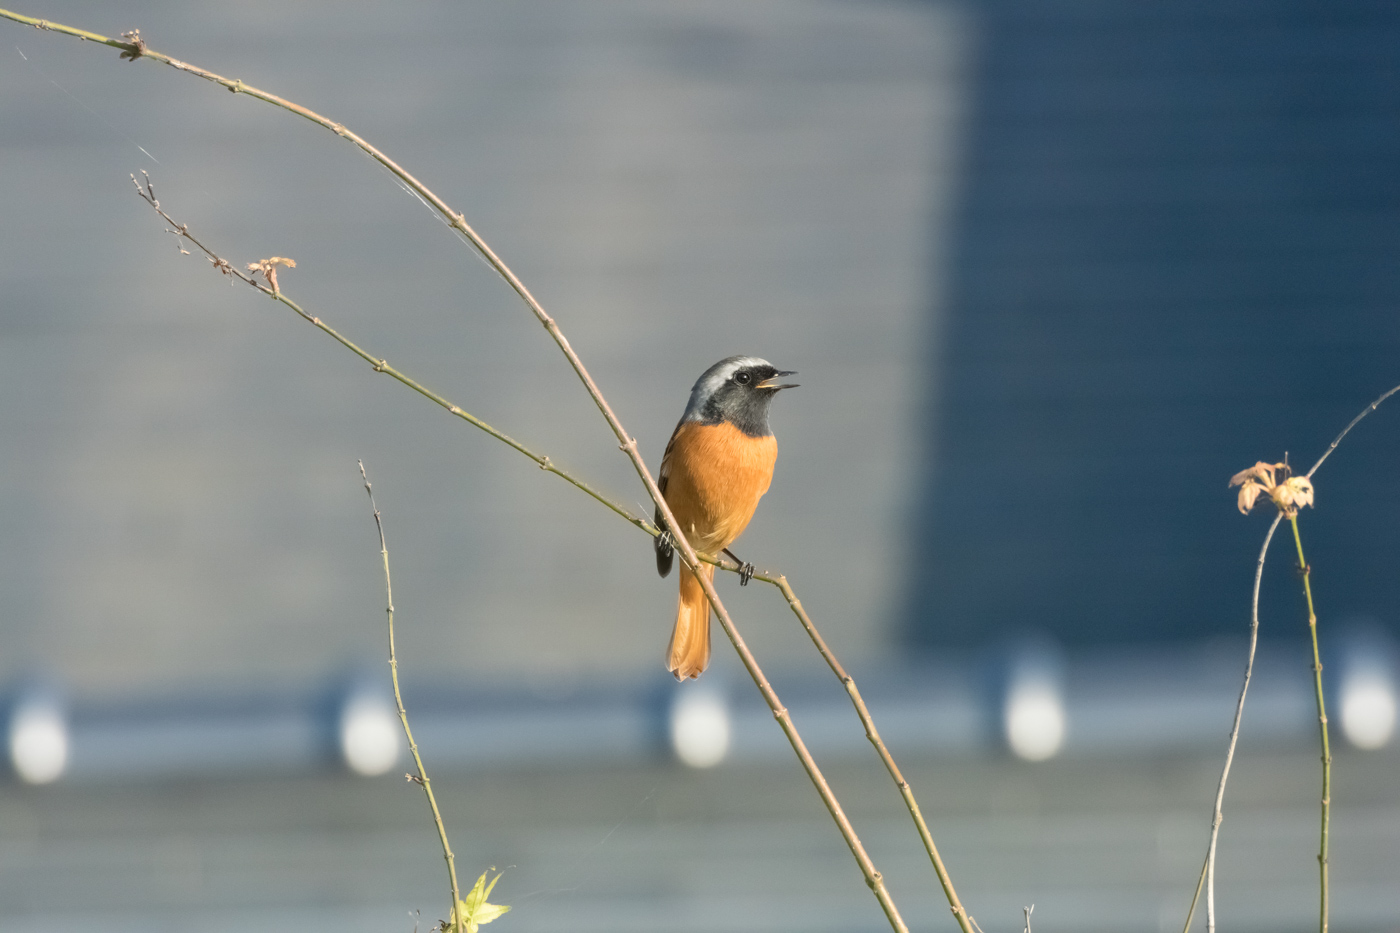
left=734, top=371, right=752, bottom=385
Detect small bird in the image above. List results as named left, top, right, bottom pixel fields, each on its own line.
left=655, top=356, right=798, bottom=679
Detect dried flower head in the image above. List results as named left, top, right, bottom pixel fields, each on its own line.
left=246, top=256, right=296, bottom=294
left=119, top=29, right=146, bottom=62
left=1229, top=460, right=1315, bottom=516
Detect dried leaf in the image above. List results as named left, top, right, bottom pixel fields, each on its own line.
left=1229, top=459, right=1315, bottom=516
left=1229, top=461, right=1282, bottom=489
left=1236, top=481, right=1266, bottom=514
left=246, top=257, right=296, bottom=294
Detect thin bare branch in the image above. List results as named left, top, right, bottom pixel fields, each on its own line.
left=0, top=5, right=985, bottom=916
left=771, top=575, right=976, bottom=933
left=359, top=460, right=464, bottom=932
left=1307, top=383, right=1400, bottom=478
left=1188, top=383, right=1400, bottom=933
left=130, top=173, right=647, bottom=536
left=1184, top=512, right=1281, bottom=933
left=128, top=181, right=911, bottom=933
left=0, top=9, right=137, bottom=51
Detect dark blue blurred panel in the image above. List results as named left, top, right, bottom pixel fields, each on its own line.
left=910, top=0, right=1400, bottom=646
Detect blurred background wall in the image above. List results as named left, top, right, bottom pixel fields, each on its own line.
left=0, top=0, right=965, bottom=692
left=911, top=0, right=1400, bottom=648
left=1, top=2, right=1398, bottom=932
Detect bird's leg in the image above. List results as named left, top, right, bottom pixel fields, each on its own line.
left=723, top=547, right=755, bottom=586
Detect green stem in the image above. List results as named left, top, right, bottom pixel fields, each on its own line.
left=0, top=9, right=129, bottom=47
left=361, top=463, right=464, bottom=932
left=1290, top=514, right=1330, bottom=933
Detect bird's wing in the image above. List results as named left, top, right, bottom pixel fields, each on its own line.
left=653, top=421, right=680, bottom=577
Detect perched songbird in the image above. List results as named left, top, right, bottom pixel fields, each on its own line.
left=654, top=356, right=798, bottom=679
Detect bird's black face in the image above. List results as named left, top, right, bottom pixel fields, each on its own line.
left=695, top=359, right=798, bottom=437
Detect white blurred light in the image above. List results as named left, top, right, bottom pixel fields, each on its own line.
left=9, top=699, right=68, bottom=785
left=1004, top=678, right=1066, bottom=761
left=338, top=692, right=401, bottom=776
left=1339, top=667, right=1396, bottom=751
left=669, top=687, right=730, bottom=769
left=1001, top=641, right=1066, bottom=762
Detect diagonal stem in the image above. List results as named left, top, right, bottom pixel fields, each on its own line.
left=0, top=7, right=989, bottom=919
left=127, top=173, right=913, bottom=931
left=771, top=575, right=976, bottom=933
left=129, top=174, right=650, bottom=537
left=360, top=461, right=464, bottom=932
left=1183, top=513, right=1281, bottom=933
left=1290, top=515, right=1330, bottom=933
left=1184, top=383, right=1399, bottom=933
left=1305, top=384, right=1400, bottom=479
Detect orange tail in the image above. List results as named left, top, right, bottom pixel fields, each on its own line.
left=667, top=562, right=714, bottom=679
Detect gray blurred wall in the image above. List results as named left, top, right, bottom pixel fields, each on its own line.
left=0, top=1, right=968, bottom=693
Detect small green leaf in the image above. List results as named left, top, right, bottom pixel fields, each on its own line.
left=454, top=869, right=510, bottom=933
left=470, top=903, right=510, bottom=927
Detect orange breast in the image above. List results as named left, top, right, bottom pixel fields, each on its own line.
left=661, top=421, right=778, bottom=554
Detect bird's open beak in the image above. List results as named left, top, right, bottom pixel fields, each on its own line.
left=755, top=371, right=799, bottom=390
